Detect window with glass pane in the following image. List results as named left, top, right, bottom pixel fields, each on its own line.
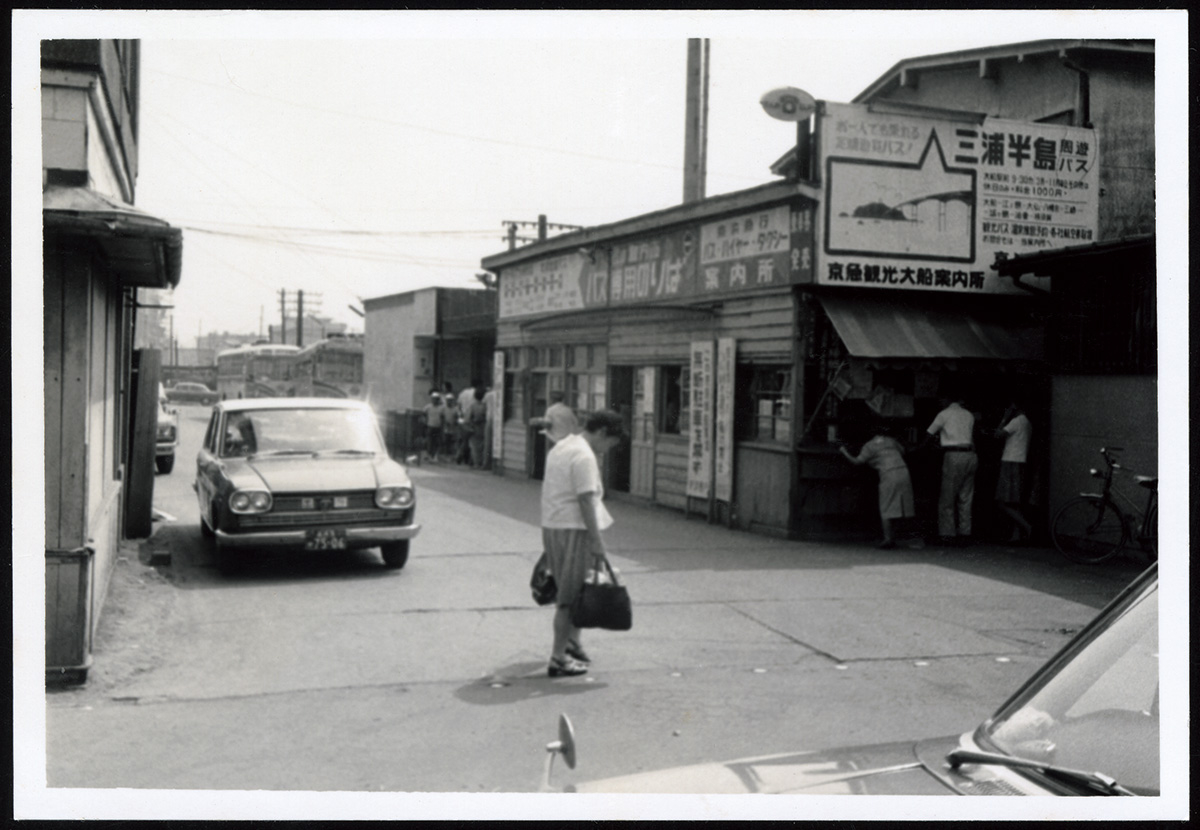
left=735, top=365, right=792, bottom=443
left=568, top=374, right=588, bottom=411
left=590, top=375, right=606, bottom=411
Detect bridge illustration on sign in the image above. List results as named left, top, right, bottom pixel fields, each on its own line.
left=825, top=129, right=977, bottom=262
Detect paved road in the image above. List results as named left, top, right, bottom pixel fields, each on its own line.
left=44, top=402, right=1146, bottom=800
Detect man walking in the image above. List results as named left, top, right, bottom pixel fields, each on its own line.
left=540, top=410, right=627, bottom=678
left=926, top=394, right=978, bottom=545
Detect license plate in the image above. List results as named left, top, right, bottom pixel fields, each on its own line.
left=305, top=529, right=346, bottom=550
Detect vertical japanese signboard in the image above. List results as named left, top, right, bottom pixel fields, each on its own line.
left=491, top=350, right=505, bottom=461
left=818, top=101, right=1099, bottom=294
left=685, top=340, right=714, bottom=500
left=714, top=338, right=736, bottom=503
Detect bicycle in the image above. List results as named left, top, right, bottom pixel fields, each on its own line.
left=1050, top=446, right=1157, bottom=565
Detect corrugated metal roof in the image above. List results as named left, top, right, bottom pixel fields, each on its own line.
left=818, top=293, right=1044, bottom=361
left=993, top=234, right=1154, bottom=277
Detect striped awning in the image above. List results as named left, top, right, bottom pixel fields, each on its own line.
left=818, top=293, right=1044, bottom=362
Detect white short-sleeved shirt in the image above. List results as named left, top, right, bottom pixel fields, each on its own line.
left=926, top=402, right=975, bottom=447
left=1000, top=413, right=1032, bottom=463
left=540, top=433, right=614, bottom=530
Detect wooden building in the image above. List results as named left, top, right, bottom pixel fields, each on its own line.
left=43, top=40, right=182, bottom=682
left=482, top=39, right=1153, bottom=542
left=842, top=38, right=1156, bottom=532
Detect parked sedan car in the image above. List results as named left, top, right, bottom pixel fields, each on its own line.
left=550, top=564, right=1158, bottom=796
left=155, top=397, right=178, bottom=474
left=193, top=398, right=420, bottom=572
left=166, top=381, right=219, bottom=405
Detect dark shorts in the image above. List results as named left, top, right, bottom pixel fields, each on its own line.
left=995, top=461, right=1026, bottom=503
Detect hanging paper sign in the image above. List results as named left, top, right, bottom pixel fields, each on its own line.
left=714, top=338, right=736, bottom=503
left=685, top=340, right=715, bottom=500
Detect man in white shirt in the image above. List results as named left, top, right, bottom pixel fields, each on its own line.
left=926, top=395, right=978, bottom=544
left=540, top=410, right=627, bottom=678
left=994, top=401, right=1033, bottom=542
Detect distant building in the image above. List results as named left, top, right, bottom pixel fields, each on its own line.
left=363, top=287, right=496, bottom=413
left=43, top=39, right=182, bottom=682
left=268, top=315, right=349, bottom=348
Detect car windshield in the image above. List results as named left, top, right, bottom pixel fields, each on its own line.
left=221, top=408, right=384, bottom=458
left=981, top=576, right=1158, bottom=795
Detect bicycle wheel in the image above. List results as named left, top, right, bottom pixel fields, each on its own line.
left=1051, top=496, right=1129, bottom=564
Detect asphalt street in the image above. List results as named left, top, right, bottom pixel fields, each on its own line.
left=44, top=403, right=1147, bottom=799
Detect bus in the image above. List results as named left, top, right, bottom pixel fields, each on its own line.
left=292, top=334, right=365, bottom=399
left=215, top=343, right=301, bottom=400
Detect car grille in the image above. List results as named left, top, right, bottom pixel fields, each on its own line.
left=239, top=491, right=411, bottom=528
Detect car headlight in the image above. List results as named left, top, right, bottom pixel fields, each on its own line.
left=376, top=486, right=415, bottom=509
left=157, top=425, right=176, bottom=441
left=230, top=490, right=273, bottom=514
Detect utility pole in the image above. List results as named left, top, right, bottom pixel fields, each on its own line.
left=297, top=290, right=304, bottom=347
left=502, top=218, right=583, bottom=250
left=280, top=288, right=287, bottom=345
left=683, top=38, right=710, bottom=204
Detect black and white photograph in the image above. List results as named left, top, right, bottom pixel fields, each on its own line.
left=13, top=9, right=1188, bottom=821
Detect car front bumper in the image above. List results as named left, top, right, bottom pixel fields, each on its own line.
left=156, top=442, right=177, bottom=457
left=215, top=522, right=421, bottom=548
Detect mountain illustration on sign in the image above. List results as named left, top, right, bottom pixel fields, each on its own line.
left=828, top=129, right=976, bottom=262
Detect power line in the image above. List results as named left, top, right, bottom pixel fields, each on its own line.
left=145, top=66, right=764, bottom=183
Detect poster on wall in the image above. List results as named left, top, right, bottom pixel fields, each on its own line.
left=818, top=101, right=1099, bottom=294
left=685, top=340, right=714, bottom=500
left=714, top=338, right=736, bottom=503
left=491, top=350, right=505, bottom=461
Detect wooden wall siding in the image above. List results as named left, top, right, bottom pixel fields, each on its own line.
left=653, top=436, right=689, bottom=510
left=501, top=420, right=528, bottom=477
left=732, top=445, right=791, bottom=533
left=714, top=293, right=794, bottom=360
left=87, top=274, right=109, bottom=523
left=44, top=251, right=92, bottom=550
left=609, top=316, right=706, bottom=363
left=45, top=551, right=91, bottom=668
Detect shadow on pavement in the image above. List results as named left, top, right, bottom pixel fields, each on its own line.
left=142, top=522, right=402, bottom=590
left=455, top=662, right=609, bottom=705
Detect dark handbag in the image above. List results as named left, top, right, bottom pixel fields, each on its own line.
left=570, top=558, right=632, bottom=631
left=530, top=552, right=557, bottom=606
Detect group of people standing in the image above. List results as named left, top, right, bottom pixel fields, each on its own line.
left=420, top=380, right=495, bottom=469
left=839, top=395, right=1034, bottom=549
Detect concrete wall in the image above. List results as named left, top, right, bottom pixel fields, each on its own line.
left=364, top=289, right=438, bottom=413
left=1048, top=374, right=1157, bottom=518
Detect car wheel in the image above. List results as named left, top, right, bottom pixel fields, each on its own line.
left=215, top=538, right=241, bottom=575
left=199, top=511, right=215, bottom=538
left=156, top=454, right=175, bottom=475
left=380, top=541, right=410, bottom=569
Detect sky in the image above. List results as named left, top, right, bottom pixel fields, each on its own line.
left=12, top=9, right=1191, bottom=822
left=15, top=9, right=1181, bottom=345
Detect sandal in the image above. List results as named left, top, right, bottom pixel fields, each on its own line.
left=548, top=656, right=588, bottom=678
left=566, top=640, right=591, bottom=663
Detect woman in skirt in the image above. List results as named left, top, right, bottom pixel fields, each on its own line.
left=840, top=426, right=916, bottom=549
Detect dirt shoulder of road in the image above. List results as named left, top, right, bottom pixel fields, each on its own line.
left=46, top=530, right=178, bottom=707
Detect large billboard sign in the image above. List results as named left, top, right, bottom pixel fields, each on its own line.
left=498, top=251, right=608, bottom=319
left=498, top=203, right=817, bottom=320
left=817, top=101, right=1099, bottom=294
